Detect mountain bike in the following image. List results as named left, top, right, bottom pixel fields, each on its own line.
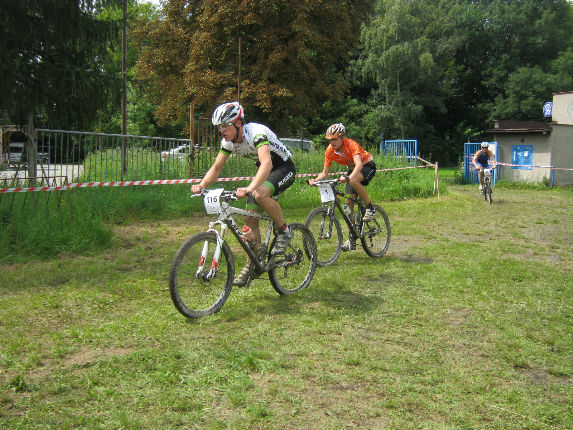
left=482, top=168, right=493, bottom=204
left=305, top=177, right=391, bottom=266
left=169, top=188, right=317, bottom=319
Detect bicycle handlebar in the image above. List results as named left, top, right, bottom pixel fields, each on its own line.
left=191, top=188, right=239, bottom=201
left=306, top=174, right=349, bottom=186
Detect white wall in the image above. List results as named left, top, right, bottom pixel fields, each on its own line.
left=551, top=92, right=573, bottom=126
left=495, top=134, right=553, bottom=183
left=551, top=124, right=573, bottom=185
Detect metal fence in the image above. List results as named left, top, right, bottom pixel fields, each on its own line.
left=0, top=119, right=255, bottom=186
left=380, top=139, right=418, bottom=164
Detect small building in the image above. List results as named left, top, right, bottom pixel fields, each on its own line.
left=484, top=91, right=573, bottom=186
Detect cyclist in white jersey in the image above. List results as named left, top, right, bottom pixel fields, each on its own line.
left=191, top=102, right=296, bottom=286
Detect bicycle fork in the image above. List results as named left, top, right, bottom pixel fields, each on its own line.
left=196, top=222, right=227, bottom=280
left=318, top=205, right=336, bottom=239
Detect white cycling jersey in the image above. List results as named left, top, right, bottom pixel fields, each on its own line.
left=219, top=123, right=292, bottom=166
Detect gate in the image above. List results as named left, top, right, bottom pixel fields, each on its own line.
left=380, top=139, right=418, bottom=164
left=464, top=142, right=499, bottom=185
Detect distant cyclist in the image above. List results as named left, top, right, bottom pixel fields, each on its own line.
left=191, top=102, right=296, bottom=286
left=308, top=123, right=376, bottom=251
left=472, top=142, right=496, bottom=192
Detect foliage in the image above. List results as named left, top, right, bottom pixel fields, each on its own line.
left=95, top=1, right=186, bottom=138
left=4, top=0, right=573, bottom=168
left=0, top=192, right=112, bottom=262
left=0, top=0, right=125, bottom=129
left=495, top=178, right=553, bottom=190
left=132, top=0, right=374, bottom=134
left=348, top=0, right=573, bottom=166
left=0, top=153, right=439, bottom=261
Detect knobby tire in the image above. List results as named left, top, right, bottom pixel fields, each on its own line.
left=304, top=206, right=342, bottom=267
left=269, top=223, right=317, bottom=295
left=360, top=205, right=391, bottom=258
left=169, top=232, right=234, bottom=319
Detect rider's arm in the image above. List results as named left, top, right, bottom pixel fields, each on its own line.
left=196, top=152, right=228, bottom=190
left=246, top=144, right=273, bottom=194
left=312, top=165, right=330, bottom=183
left=472, top=151, right=480, bottom=168
left=348, top=154, right=364, bottom=181
left=489, top=150, right=496, bottom=167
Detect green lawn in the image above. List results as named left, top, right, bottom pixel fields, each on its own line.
left=1, top=183, right=572, bottom=429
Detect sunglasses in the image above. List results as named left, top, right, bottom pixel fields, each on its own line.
left=218, top=123, right=234, bottom=132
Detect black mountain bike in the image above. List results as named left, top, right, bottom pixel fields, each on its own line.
left=305, top=177, right=391, bottom=266
left=169, top=188, right=317, bottom=318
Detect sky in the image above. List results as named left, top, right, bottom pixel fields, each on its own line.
left=137, top=0, right=162, bottom=7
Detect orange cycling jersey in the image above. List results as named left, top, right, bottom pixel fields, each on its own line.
left=324, top=138, right=372, bottom=167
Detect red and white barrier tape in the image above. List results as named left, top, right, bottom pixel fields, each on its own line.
left=494, top=162, right=573, bottom=171
left=0, top=163, right=436, bottom=194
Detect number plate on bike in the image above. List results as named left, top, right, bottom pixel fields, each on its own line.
left=204, top=188, right=224, bottom=214
left=317, top=184, right=335, bottom=203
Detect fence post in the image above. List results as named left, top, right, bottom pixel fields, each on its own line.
left=189, top=104, right=195, bottom=177
left=434, top=161, right=440, bottom=199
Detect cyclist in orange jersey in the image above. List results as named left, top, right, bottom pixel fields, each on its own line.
left=308, top=123, right=377, bottom=251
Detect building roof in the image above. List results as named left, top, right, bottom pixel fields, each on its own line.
left=485, top=120, right=552, bottom=135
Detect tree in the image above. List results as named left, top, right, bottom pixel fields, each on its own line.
left=456, top=0, right=573, bottom=125
left=133, top=0, right=374, bottom=134
left=0, top=0, right=124, bottom=129
left=95, top=0, right=183, bottom=137
left=351, top=0, right=573, bottom=164
left=353, top=0, right=461, bottom=159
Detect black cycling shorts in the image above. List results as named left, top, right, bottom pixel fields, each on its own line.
left=246, top=158, right=296, bottom=210
left=345, top=161, right=376, bottom=195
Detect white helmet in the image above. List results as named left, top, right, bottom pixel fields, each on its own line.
left=481, top=142, right=489, bottom=148
left=212, top=102, right=244, bottom=126
left=325, top=123, right=345, bottom=139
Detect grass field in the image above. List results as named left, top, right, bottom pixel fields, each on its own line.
left=1, top=180, right=572, bottom=428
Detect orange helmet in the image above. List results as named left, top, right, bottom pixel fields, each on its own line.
left=325, top=123, right=345, bottom=139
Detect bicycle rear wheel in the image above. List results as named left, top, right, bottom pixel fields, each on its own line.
left=360, top=205, right=391, bottom=258
left=169, top=232, right=234, bottom=318
left=269, top=223, right=317, bottom=295
left=304, top=206, right=342, bottom=266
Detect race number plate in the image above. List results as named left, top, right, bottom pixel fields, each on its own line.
left=204, top=188, right=224, bottom=214
left=317, top=184, right=335, bottom=203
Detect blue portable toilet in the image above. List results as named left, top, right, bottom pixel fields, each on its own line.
left=464, top=142, right=500, bottom=185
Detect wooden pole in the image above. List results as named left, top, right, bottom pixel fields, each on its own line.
left=237, top=37, right=241, bottom=103
left=189, top=104, right=195, bottom=177
left=121, top=0, right=128, bottom=179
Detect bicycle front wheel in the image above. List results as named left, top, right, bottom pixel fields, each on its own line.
left=483, top=179, right=489, bottom=201
left=269, top=223, right=317, bottom=295
left=304, top=206, right=342, bottom=267
left=169, top=232, right=234, bottom=319
left=360, top=205, right=391, bottom=258
left=486, top=180, right=493, bottom=204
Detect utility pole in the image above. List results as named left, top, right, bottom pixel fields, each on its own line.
left=121, top=0, right=128, bottom=179
left=237, top=37, right=241, bottom=103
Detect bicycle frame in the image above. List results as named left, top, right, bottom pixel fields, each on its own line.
left=196, top=190, right=276, bottom=277
left=314, top=180, right=366, bottom=240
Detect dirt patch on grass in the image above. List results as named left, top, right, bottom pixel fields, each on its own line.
left=25, top=346, right=137, bottom=382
